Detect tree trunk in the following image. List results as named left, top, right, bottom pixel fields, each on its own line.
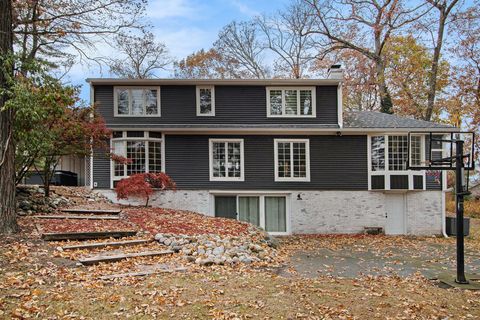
left=0, top=0, right=18, bottom=234
left=376, top=58, right=393, bottom=114
left=424, top=11, right=446, bottom=122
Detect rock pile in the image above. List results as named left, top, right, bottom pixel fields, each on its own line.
left=155, top=227, right=279, bottom=266
left=16, top=185, right=112, bottom=216
left=17, top=185, right=71, bottom=215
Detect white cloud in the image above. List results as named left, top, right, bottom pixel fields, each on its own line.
left=153, top=26, right=214, bottom=59
left=229, top=0, right=259, bottom=17
left=147, top=0, right=199, bottom=19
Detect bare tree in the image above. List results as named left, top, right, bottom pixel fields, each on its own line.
left=213, top=21, right=269, bottom=78
left=421, top=0, right=461, bottom=121
left=304, top=0, right=429, bottom=113
left=12, top=0, right=147, bottom=70
left=0, top=0, right=18, bottom=234
left=106, top=31, right=171, bottom=79
left=257, top=2, right=316, bottom=78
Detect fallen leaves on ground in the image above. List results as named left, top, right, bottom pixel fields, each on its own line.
left=125, top=207, right=250, bottom=236
left=36, top=218, right=138, bottom=233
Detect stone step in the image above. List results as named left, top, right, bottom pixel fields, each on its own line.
left=33, top=215, right=120, bottom=220
left=79, top=250, right=174, bottom=266
left=61, top=239, right=152, bottom=251
left=60, top=209, right=121, bottom=215
left=42, top=230, right=137, bottom=241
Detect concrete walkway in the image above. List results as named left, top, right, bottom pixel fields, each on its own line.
left=283, top=241, right=480, bottom=279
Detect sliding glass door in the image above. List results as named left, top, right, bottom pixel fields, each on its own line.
left=214, top=196, right=237, bottom=219
left=265, top=196, right=286, bottom=233
left=238, top=196, right=260, bottom=227
left=214, top=195, right=288, bottom=234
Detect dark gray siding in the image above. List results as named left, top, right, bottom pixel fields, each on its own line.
left=94, top=85, right=338, bottom=125
left=164, top=135, right=367, bottom=190
left=92, top=144, right=110, bottom=189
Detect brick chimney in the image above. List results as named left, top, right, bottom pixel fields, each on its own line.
left=327, top=64, right=343, bottom=80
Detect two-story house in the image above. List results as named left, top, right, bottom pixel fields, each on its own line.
left=86, top=67, right=454, bottom=236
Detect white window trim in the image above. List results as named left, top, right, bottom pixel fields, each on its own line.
left=110, top=131, right=165, bottom=188
left=196, top=86, right=215, bottom=116
left=274, top=139, right=311, bottom=182
left=209, top=139, right=245, bottom=182
left=266, top=87, right=316, bottom=118
left=209, top=192, right=291, bottom=235
left=367, top=133, right=426, bottom=191
left=114, top=86, right=161, bottom=117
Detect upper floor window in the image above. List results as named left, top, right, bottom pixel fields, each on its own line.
left=266, top=87, right=316, bottom=118
left=209, top=139, right=244, bottom=181
left=274, top=139, right=310, bottom=182
left=196, top=86, right=215, bottom=116
left=114, top=87, right=160, bottom=117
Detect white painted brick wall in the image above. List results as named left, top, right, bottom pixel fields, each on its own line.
left=96, top=189, right=443, bottom=235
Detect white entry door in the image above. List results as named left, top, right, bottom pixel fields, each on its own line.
left=385, top=194, right=406, bottom=235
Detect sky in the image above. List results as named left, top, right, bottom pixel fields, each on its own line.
left=67, top=0, right=291, bottom=102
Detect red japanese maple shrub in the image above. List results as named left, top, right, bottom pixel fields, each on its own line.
left=115, top=173, right=176, bottom=207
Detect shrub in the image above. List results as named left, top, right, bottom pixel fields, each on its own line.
left=115, top=173, right=176, bottom=207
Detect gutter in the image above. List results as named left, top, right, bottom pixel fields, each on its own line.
left=85, top=78, right=342, bottom=86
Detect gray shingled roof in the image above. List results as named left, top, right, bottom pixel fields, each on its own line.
left=344, top=111, right=453, bottom=129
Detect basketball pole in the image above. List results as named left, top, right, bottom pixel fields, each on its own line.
left=455, top=139, right=468, bottom=284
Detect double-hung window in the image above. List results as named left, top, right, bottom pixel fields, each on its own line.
left=209, top=139, right=244, bottom=181
left=111, top=131, right=164, bottom=187
left=274, top=139, right=310, bottom=182
left=267, top=87, right=316, bottom=117
left=114, top=87, right=160, bottom=116
left=196, top=86, right=215, bottom=116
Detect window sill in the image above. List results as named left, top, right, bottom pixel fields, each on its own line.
left=275, top=178, right=310, bottom=182
left=209, top=177, right=245, bottom=182
left=267, top=115, right=316, bottom=118
left=114, top=114, right=161, bottom=117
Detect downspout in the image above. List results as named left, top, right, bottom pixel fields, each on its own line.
left=442, top=190, right=448, bottom=238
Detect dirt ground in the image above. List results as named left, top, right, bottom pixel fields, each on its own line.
left=1, top=216, right=480, bottom=319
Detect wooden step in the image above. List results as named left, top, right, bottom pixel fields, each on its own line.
left=60, top=209, right=121, bottom=215
left=42, top=230, right=137, bottom=241
left=61, top=239, right=152, bottom=251
left=33, top=215, right=119, bottom=220
left=99, top=267, right=187, bottom=280
left=79, top=250, right=174, bottom=265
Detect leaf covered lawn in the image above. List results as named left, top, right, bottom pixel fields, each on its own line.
left=125, top=207, right=250, bottom=236
left=35, top=218, right=139, bottom=233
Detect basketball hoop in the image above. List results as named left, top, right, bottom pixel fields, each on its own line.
left=408, top=131, right=476, bottom=285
